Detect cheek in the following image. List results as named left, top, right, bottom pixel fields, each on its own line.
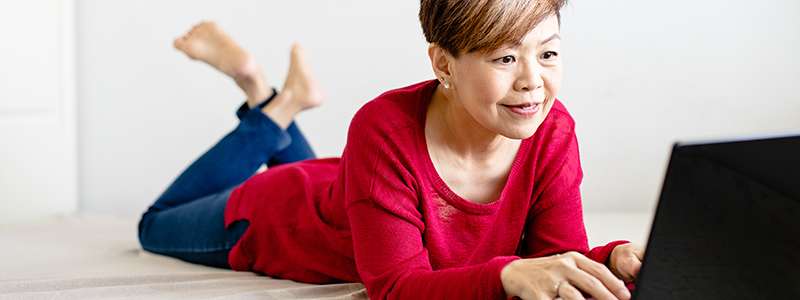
left=463, top=70, right=502, bottom=92
left=460, top=75, right=506, bottom=106
left=543, top=66, right=563, bottom=98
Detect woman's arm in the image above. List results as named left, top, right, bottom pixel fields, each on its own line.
left=348, top=198, right=631, bottom=300
left=515, top=104, right=639, bottom=293
left=347, top=198, right=515, bottom=299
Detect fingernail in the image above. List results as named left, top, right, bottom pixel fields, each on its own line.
left=620, top=288, right=631, bottom=298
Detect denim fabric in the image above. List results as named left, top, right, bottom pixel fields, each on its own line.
left=138, top=94, right=315, bottom=268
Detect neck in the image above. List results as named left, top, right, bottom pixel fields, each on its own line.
left=425, top=85, right=519, bottom=161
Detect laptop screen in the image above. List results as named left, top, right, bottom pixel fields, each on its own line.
left=632, top=132, right=800, bottom=299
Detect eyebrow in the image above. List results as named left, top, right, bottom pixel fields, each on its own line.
left=541, top=34, right=561, bottom=45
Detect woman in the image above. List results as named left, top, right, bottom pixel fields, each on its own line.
left=138, top=0, right=644, bottom=299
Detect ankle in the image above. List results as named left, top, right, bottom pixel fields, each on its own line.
left=244, top=86, right=274, bottom=110
left=234, top=65, right=272, bottom=109
left=261, top=91, right=300, bottom=129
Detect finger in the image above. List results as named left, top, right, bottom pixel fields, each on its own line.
left=563, top=267, right=620, bottom=300
left=617, top=254, right=637, bottom=281
left=621, top=248, right=644, bottom=281
left=572, top=254, right=627, bottom=288
left=630, top=260, right=642, bottom=278
left=633, top=246, right=645, bottom=261
left=570, top=256, right=629, bottom=299
left=632, top=244, right=645, bottom=278
left=557, top=282, right=586, bottom=300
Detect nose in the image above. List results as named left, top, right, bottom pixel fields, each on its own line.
left=514, top=60, right=544, bottom=92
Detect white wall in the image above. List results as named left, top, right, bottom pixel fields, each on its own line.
left=76, top=0, right=800, bottom=215
left=559, top=0, right=800, bottom=210
left=0, top=0, right=78, bottom=225
left=76, top=0, right=431, bottom=214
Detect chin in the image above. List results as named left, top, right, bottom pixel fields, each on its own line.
left=501, top=124, right=542, bottom=140
left=491, top=113, right=549, bottom=139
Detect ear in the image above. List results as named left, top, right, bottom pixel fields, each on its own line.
left=428, top=43, right=452, bottom=79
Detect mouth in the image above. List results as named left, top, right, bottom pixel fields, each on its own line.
left=505, top=104, right=538, bottom=110
left=502, top=101, right=541, bottom=109
left=501, top=102, right=543, bottom=116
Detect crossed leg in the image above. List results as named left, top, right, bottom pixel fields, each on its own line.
left=173, top=22, right=323, bottom=129
left=139, top=22, right=323, bottom=268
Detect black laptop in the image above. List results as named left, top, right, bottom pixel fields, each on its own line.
left=632, top=132, right=800, bottom=299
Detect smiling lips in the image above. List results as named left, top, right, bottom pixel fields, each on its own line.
left=502, top=102, right=542, bottom=116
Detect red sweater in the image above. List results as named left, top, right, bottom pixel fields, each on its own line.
left=225, top=80, right=626, bottom=299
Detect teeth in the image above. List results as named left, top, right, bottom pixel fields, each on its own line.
left=505, top=103, right=539, bottom=110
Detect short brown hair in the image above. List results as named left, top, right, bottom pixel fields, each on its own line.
left=419, top=0, right=567, bottom=57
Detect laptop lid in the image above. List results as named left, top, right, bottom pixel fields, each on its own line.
left=632, top=132, right=800, bottom=299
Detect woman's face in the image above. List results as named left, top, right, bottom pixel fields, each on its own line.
left=446, top=14, right=563, bottom=140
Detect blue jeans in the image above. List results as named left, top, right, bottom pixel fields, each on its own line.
left=138, top=92, right=315, bottom=268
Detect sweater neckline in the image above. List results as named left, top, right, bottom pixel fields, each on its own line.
left=417, top=80, right=532, bottom=215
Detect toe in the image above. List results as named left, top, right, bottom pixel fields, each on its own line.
left=290, top=44, right=307, bottom=62
left=173, top=36, right=186, bottom=50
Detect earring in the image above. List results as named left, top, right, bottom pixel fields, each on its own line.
left=440, top=77, right=450, bottom=89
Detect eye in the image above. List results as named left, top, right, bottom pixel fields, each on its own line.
left=496, top=55, right=516, bottom=64
left=541, top=51, right=558, bottom=60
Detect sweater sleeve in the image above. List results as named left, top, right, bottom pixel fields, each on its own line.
left=519, top=106, right=629, bottom=264
left=521, top=189, right=628, bottom=265
left=347, top=199, right=518, bottom=300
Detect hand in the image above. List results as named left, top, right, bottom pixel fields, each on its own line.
left=500, top=252, right=630, bottom=300
left=608, top=243, right=645, bottom=283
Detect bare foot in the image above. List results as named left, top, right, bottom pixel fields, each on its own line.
left=262, top=44, right=324, bottom=129
left=174, top=22, right=273, bottom=108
